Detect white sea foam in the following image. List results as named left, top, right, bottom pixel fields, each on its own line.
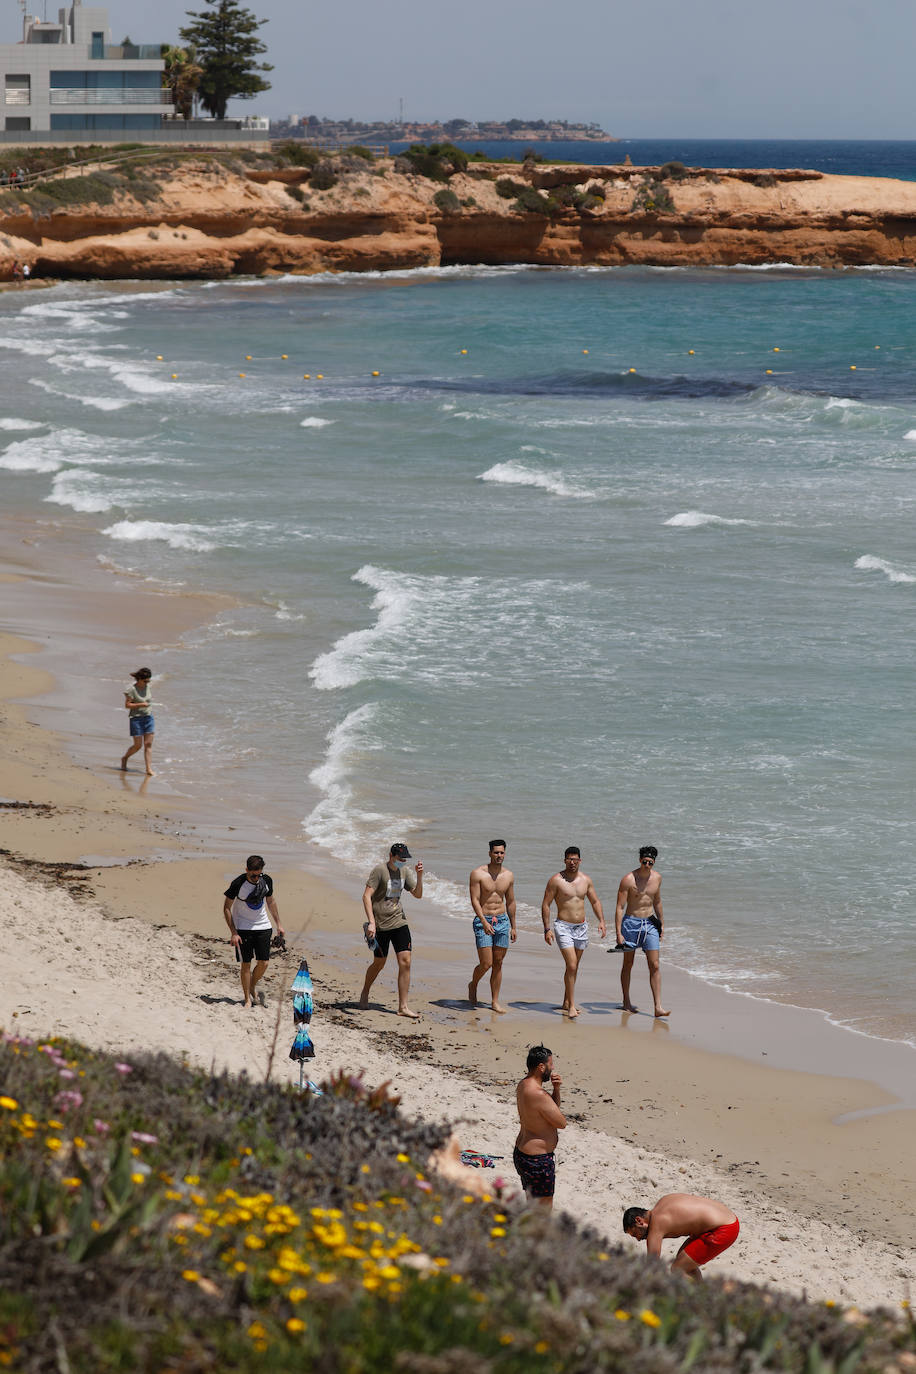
left=664, top=510, right=752, bottom=529
left=0, top=418, right=42, bottom=431
left=30, top=378, right=132, bottom=411
left=44, top=468, right=117, bottom=513
left=904, top=429, right=916, bottom=441
left=102, top=520, right=218, bottom=553
left=0, top=426, right=99, bottom=474
left=299, top=416, right=335, bottom=428
left=477, top=460, right=595, bottom=500
left=854, top=555, right=916, bottom=584
left=304, top=704, right=423, bottom=862
left=310, top=567, right=424, bottom=690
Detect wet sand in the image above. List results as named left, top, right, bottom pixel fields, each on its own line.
left=1, top=520, right=914, bottom=1306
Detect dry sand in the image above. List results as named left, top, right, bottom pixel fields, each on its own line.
left=1, top=533, right=914, bottom=1310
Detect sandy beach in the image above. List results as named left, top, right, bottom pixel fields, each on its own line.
left=1, top=522, right=915, bottom=1311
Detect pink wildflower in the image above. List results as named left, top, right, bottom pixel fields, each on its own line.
left=58, top=1069, right=76, bottom=1080
left=93, top=1119, right=111, bottom=1136
left=114, top=1063, right=133, bottom=1076
left=54, top=1090, right=84, bottom=1112
left=131, top=1131, right=158, bottom=1145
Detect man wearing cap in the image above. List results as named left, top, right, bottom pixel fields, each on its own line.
left=359, top=843, right=424, bottom=1018
left=223, top=855, right=286, bottom=1009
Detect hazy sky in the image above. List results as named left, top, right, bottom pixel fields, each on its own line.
left=54, top=0, right=916, bottom=137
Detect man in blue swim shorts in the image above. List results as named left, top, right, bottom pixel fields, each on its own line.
left=614, top=846, right=670, bottom=1017
left=468, top=840, right=517, bottom=1013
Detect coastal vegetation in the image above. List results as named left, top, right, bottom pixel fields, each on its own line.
left=179, top=0, right=272, bottom=120
left=1, top=1032, right=913, bottom=1372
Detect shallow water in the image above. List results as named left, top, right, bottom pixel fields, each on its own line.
left=1, top=265, right=914, bottom=1047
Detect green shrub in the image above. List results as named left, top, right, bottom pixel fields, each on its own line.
left=309, top=162, right=338, bottom=191
left=495, top=176, right=528, bottom=199
left=631, top=179, right=675, bottom=214
left=512, top=186, right=555, bottom=215
left=399, top=142, right=468, bottom=181
left=433, top=188, right=461, bottom=214
left=658, top=160, right=688, bottom=180
left=273, top=142, right=321, bottom=169
left=345, top=145, right=376, bottom=162
left=286, top=184, right=306, bottom=203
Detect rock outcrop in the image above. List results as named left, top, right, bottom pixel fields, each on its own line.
left=4, top=157, right=916, bottom=278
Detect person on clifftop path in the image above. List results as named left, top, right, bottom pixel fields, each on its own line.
left=359, top=843, right=424, bottom=1019
left=223, top=855, right=285, bottom=1009
left=120, top=667, right=155, bottom=776
left=623, top=1193, right=739, bottom=1281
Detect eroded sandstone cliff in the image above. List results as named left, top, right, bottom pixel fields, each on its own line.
left=4, top=156, right=916, bottom=278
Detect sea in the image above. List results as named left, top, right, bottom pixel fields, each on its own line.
left=1, top=139, right=915, bottom=1051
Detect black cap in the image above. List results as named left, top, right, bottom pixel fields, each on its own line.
left=390, top=843, right=412, bottom=859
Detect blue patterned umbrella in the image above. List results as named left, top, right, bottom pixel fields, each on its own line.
left=289, top=958, right=315, bottom=1088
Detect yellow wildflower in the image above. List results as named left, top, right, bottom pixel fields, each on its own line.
left=247, top=1322, right=267, bottom=1340
left=535, top=1340, right=550, bottom=1353
left=0, top=1096, right=19, bottom=1111
left=639, top=1310, right=662, bottom=1328
left=73, top=1137, right=87, bottom=1149
left=396, top=1153, right=409, bottom=1163
left=181, top=1270, right=200, bottom=1283
left=47, top=1119, right=64, bottom=1129
left=45, top=1137, right=62, bottom=1151
left=288, top=1286, right=308, bottom=1302
left=62, top=1177, right=82, bottom=1189
left=233, top=1261, right=247, bottom=1274
left=130, top=1173, right=146, bottom=1185
left=244, top=1235, right=265, bottom=1250
left=490, top=1227, right=506, bottom=1238
left=315, top=1272, right=337, bottom=1285
left=268, top=1269, right=289, bottom=1286
left=286, top=1318, right=306, bottom=1334
left=614, top=1309, right=630, bottom=1321
left=184, top=1174, right=200, bottom=1185
left=499, top=1333, right=514, bottom=1346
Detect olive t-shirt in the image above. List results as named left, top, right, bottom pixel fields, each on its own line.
left=366, top=863, right=417, bottom=930
left=125, top=683, right=152, bottom=716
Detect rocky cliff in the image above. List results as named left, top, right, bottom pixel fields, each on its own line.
left=4, top=156, right=916, bottom=278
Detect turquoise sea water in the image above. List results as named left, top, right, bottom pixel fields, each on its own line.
left=2, top=263, right=915, bottom=1048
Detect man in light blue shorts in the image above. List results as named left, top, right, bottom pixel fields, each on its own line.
left=468, top=840, right=517, bottom=1013
left=614, top=845, right=670, bottom=1017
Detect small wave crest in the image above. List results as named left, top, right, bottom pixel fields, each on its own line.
left=102, top=519, right=218, bottom=553
left=300, top=416, right=335, bottom=428
left=477, top=460, right=595, bottom=500
left=310, top=566, right=425, bottom=690
left=45, top=468, right=117, bottom=514
left=854, top=555, right=916, bottom=584
left=30, top=378, right=132, bottom=411
left=664, top=510, right=752, bottom=529
left=0, top=417, right=43, bottom=431
left=0, top=426, right=95, bottom=474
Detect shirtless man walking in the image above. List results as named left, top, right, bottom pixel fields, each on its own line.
left=614, top=845, right=669, bottom=1017
left=542, top=846, right=606, bottom=1018
left=467, top=839, right=517, bottom=1013
left=623, top=1193, right=740, bottom=1281
left=514, top=1045, right=566, bottom=1209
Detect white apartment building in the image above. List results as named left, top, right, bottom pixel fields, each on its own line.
left=2, top=0, right=171, bottom=134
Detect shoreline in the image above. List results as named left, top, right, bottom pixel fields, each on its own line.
left=1, top=528, right=915, bottom=1303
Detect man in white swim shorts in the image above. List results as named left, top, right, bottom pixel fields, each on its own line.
left=541, top=846, right=606, bottom=1018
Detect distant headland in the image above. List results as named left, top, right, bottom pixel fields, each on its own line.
left=271, top=117, right=617, bottom=144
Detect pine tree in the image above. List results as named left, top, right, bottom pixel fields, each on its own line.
left=179, top=0, right=272, bottom=121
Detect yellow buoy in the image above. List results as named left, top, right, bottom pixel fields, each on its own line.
left=460, top=348, right=468, bottom=355
left=171, top=373, right=178, bottom=379
left=303, top=374, right=311, bottom=379
left=371, top=370, right=380, bottom=377
left=316, top=373, right=324, bottom=379
left=773, top=347, right=780, bottom=352
left=766, top=369, right=773, bottom=375
left=239, top=373, right=246, bottom=378
left=628, top=367, right=636, bottom=374
left=245, top=355, right=252, bottom=361
left=156, top=354, right=163, bottom=361
left=582, top=349, right=589, bottom=355
left=281, top=354, right=288, bottom=360
left=850, top=365, right=856, bottom=370
left=874, top=345, right=881, bottom=349
left=688, top=349, right=695, bottom=355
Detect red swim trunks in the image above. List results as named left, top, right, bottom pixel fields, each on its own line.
left=682, top=1216, right=739, bottom=1265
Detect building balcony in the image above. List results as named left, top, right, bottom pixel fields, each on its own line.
left=103, top=45, right=164, bottom=60
left=5, top=91, right=30, bottom=105
left=50, top=88, right=173, bottom=106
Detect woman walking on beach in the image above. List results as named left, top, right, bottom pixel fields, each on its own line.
left=120, top=667, right=155, bottom=775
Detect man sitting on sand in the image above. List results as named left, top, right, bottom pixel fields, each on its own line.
left=468, top=839, right=517, bottom=1013
left=541, top=846, right=606, bottom=1017
left=223, top=855, right=285, bottom=1009
left=614, top=845, right=669, bottom=1017
left=623, top=1193, right=739, bottom=1281
left=514, top=1045, right=566, bottom=1209
left=359, top=843, right=424, bottom=1019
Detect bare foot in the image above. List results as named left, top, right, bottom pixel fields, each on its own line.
left=398, top=1008, right=420, bottom=1019
left=145, top=769, right=156, bottom=777
left=119, top=756, right=129, bottom=771
left=357, top=998, right=369, bottom=1009
left=243, top=998, right=252, bottom=1009
left=491, top=1001, right=507, bottom=1014
left=566, top=1006, right=580, bottom=1019
left=654, top=1008, right=671, bottom=1018
left=468, top=981, right=478, bottom=1006
left=623, top=1002, right=638, bottom=1013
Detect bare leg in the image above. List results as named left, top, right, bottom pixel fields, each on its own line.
left=359, top=955, right=387, bottom=1007
left=672, top=1244, right=702, bottom=1281
left=249, top=959, right=269, bottom=1004
left=620, top=950, right=637, bottom=1011
left=560, top=946, right=581, bottom=1017
left=239, top=960, right=253, bottom=1008
left=396, top=950, right=418, bottom=1018
left=647, top=950, right=669, bottom=1017
left=120, top=737, right=142, bottom=770
left=142, top=731, right=155, bottom=776
left=468, top=945, right=493, bottom=1005
left=489, top=945, right=508, bottom=1013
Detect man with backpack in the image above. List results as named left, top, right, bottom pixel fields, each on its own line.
left=223, top=855, right=285, bottom=1008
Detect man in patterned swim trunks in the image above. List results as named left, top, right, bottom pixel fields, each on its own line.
left=468, top=839, right=517, bottom=1013
left=513, top=1045, right=566, bottom=1209
left=614, top=844, right=670, bottom=1017
left=623, top=1193, right=739, bottom=1281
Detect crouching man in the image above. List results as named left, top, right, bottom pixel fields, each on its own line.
left=623, top=1193, right=739, bottom=1281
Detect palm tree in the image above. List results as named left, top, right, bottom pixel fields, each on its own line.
left=163, top=45, right=203, bottom=121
